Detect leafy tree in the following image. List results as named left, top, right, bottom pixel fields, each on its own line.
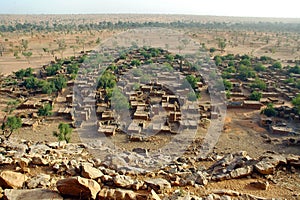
left=53, top=75, right=67, bottom=92
left=111, top=88, right=129, bottom=111
left=131, top=59, right=141, bottom=66
left=240, top=59, right=251, bottom=67
left=271, top=61, right=282, bottom=69
left=21, top=39, right=28, bottom=51
left=254, top=63, right=266, bottom=72
left=237, top=65, right=256, bottom=81
left=67, top=63, right=79, bottom=75
left=45, top=64, right=62, bottom=76
left=209, top=47, right=216, bottom=53
left=288, top=65, right=300, bottom=74
left=249, top=91, right=262, bottom=101
left=3, top=100, right=20, bottom=115
left=15, top=67, right=33, bottom=79
left=41, top=80, right=56, bottom=94
left=98, top=71, right=116, bottom=89
left=38, top=103, right=52, bottom=116
left=22, top=51, right=32, bottom=63
left=57, top=39, right=67, bottom=58
left=23, top=76, right=40, bottom=89
left=187, top=92, right=198, bottom=101
left=261, top=103, right=277, bottom=117
left=53, top=123, right=72, bottom=143
left=186, top=75, right=199, bottom=90
left=250, top=78, right=267, bottom=90
left=292, top=94, right=300, bottom=114
left=223, top=79, right=233, bottom=91
left=1, top=116, right=22, bottom=139
left=217, top=38, right=226, bottom=52
left=214, top=55, right=222, bottom=66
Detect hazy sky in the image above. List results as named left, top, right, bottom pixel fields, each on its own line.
left=1, top=0, right=300, bottom=18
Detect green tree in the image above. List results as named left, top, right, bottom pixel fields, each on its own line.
left=67, top=63, right=79, bottom=75
left=57, top=39, right=66, bottom=58
left=223, top=79, right=233, bottom=91
left=261, top=103, right=277, bottom=117
left=217, top=38, right=226, bottom=52
left=53, top=123, right=72, bottom=143
left=22, top=51, right=33, bottom=63
left=186, top=75, right=199, bottom=90
left=131, top=59, right=141, bottom=66
left=187, top=92, right=198, bottom=101
left=15, top=67, right=33, bottom=79
left=98, top=71, right=116, bottom=89
left=41, top=80, right=56, bottom=94
left=250, top=78, right=267, bottom=90
left=111, top=88, right=129, bottom=111
left=23, top=76, right=40, bottom=89
left=271, top=61, right=282, bottom=69
left=214, top=55, right=222, bottom=66
left=21, top=39, right=28, bottom=51
left=53, top=75, right=67, bottom=92
left=1, top=116, right=22, bottom=139
left=289, top=65, right=300, bottom=74
left=254, top=63, right=266, bottom=72
left=292, top=94, right=300, bottom=114
left=38, top=103, right=53, bottom=116
left=249, top=91, right=262, bottom=101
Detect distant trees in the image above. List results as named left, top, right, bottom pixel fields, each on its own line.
left=1, top=116, right=22, bottom=139
left=288, top=65, right=300, bottom=74
left=53, top=123, right=73, bottom=143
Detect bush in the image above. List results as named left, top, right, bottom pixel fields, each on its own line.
left=53, top=123, right=72, bottom=143
left=38, top=103, right=52, bottom=116
left=249, top=91, right=262, bottom=101
left=261, top=104, right=277, bottom=117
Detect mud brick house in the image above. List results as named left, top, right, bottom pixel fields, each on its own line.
left=243, top=101, right=262, bottom=109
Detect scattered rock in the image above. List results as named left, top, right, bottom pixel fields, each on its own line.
left=249, top=181, right=269, bottom=190
left=113, top=175, right=135, bottom=189
left=230, top=166, right=253, bottom=179
left=145, top=178, right=171, bottom=194
left=27, top=174, right=51, bottom=189
left=0, top=171, right=28, bottom=189
left=195, top=171, right=208, bottom=186
left=81, top=164, right=104, bottom=179
left=3, top=188, right=63, bottom=200
left=31, top=155, right=48, bottom=166
left=56, top=176, right=100, bottom=199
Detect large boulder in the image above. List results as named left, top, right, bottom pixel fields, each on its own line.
left=145, top=178, right=171, bottom=194
left=0, top=171, right=28, bottom=189
left=255, top=155, right=286, bottom=175
left=3, top=189, right=63, bottom=200
left=56, top=176, right=101, bottom=199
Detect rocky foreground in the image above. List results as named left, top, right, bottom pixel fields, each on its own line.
left=0, top=137, right=299, bottom=200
